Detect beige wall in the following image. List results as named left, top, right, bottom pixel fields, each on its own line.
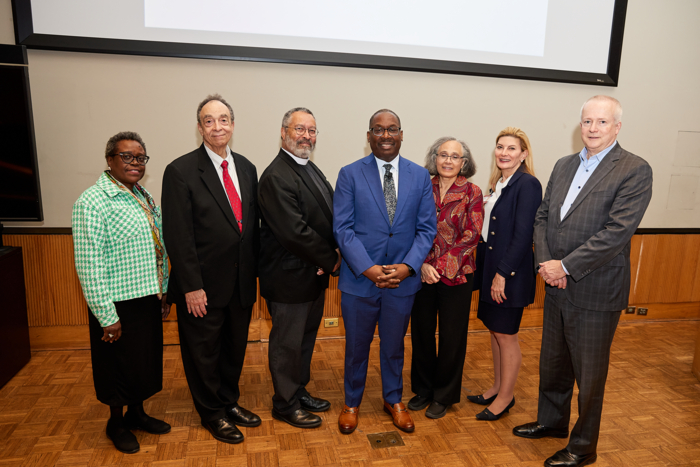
left=2, top=0, right=699, bottom=228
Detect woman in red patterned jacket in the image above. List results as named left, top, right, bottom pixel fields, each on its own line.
left=407, top=136, right=483, bottom=419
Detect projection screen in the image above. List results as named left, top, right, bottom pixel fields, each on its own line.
left=12, top=0, right=628, bottom=85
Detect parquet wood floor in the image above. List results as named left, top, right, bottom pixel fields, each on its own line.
left=1, top=321, right=699, bottom=466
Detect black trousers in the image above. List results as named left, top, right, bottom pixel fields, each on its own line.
left=410, top=276, right=473, bottom=405
left=267, top=290, right=325, bottom=414
left=175, top=286, right=253, bottom=422
left=537, top=293, right=620, bottom=456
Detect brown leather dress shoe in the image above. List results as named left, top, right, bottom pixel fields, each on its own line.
left=338, top=405, right=359, bottom=434
left=383, top=401, right=415, bottom=433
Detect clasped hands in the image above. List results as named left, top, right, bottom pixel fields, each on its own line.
left=364, top=263, right=410, bottom=288
left=538, top=260, right=567, bottom=289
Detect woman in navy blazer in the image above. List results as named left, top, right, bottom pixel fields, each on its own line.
left=469, top=127, right=542, bottom=421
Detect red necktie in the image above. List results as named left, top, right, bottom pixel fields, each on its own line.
left=221, top=160, right=243, bottom=231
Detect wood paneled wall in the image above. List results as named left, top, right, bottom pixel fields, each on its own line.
left=3, top=233, right=699, bottom=350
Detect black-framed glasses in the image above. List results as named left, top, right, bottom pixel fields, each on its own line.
left=370, top=126, right=401, bottom=136
left=285, top=126, right=318, bottom=137
left=113, top=152, right=150, bottom=165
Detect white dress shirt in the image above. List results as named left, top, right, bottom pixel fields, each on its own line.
left=375, top=154, right=399, bottom=197
left=482, top=174, right=512, bottom=242
left=204, top=144, right=242, bottom=206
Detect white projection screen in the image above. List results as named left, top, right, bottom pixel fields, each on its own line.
left=12, top=0, right=627, bottom=86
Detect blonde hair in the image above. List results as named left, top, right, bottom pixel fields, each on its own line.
left=488, top=127, right=536, bottom=192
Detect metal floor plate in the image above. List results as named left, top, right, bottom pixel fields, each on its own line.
left=367, top=431, right=405, bottom=449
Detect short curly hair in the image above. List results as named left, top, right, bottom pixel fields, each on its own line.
left=424, top=136, right=476, bottom=178
left=105, top=131, right=146, bottom=159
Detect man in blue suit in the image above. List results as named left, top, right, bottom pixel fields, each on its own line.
left=333, top=109, right=437, bottom=434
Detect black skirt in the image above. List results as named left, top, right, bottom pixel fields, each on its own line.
left=89, top=294, right=163, bottom=406
left=477, top=300, right=524, bottom=335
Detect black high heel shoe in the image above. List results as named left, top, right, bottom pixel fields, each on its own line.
left=475, top=397, right=515, bottom=421
left=466, top=393, right=498, bottom=405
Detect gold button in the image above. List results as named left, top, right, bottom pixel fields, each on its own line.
left=511, top=272, right=515, bottom=276
left=488, top=246, right=493, bottom=250
left=492, top=216, right=496, bottom=220
left=491, top=232, right=495, bottom=236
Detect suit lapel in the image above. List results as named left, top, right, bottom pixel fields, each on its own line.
left=197, top=145, right=240, bottom=235
left=552, top=155, right=581, bottom=225
left=307, top=161, right=334, bottom=223
left=491, top=170, right=523, bottom=212
left=394, top=156, right=411, bottom=223
left=361, top=155, right=391, bottom=226
left=278, top=150, right=334, bottom=224
left=562, top=145, right=620, bottom=222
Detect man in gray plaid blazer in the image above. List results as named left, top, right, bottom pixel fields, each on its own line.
left=513, top=96, right=653, bottom=467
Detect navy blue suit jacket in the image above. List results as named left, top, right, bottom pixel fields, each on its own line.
left=333, top=154, right=437, bottom=298
left=475, top=169, right=542, bottom=308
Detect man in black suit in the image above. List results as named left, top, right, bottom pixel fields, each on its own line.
left=513, top=95, right=652, bottom=467
left=258, top=107, right=340, bottom=428
left=162, top=94, right=261, bottom=444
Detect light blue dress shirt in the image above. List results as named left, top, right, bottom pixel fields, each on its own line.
left=560, top=141, right=617, bottom=274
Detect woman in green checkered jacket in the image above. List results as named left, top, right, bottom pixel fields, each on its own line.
left=72, top=131, right=171, bottom=454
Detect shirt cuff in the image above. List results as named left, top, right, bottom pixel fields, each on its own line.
left=560, top=260, right=570, bottom=275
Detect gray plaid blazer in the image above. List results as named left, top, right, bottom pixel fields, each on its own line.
left=534, top=143, right=653, bottom=311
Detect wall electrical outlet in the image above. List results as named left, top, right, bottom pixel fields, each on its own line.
left=626, top=306, right=636, bottom=314
left=637, top=307, right=648, bottom=316
left=324, top=318, right=339, bottom=328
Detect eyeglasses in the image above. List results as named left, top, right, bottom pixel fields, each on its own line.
left=370, top=127, right=401, bottom=136
left=113, top=152, right=150, bottom=165
left=436, top=153, right=463, bottom=162
left=202, top=116, right=232, bottom=128
left=285, top=126, right=318, bottom=137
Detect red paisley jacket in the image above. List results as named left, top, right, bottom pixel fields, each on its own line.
left=424, top=175, right=484, bottom=286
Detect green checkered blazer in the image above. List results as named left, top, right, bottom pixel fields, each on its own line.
left=72, top=172, right=169, bottom=327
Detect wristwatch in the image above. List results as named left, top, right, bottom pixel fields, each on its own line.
left=404, top=264, right=416, bottom=277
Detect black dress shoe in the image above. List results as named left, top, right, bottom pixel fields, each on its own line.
left=466, top=393, right=497, bottom=405
left=272, top=408, right=322, bottom=429
left=106, top=419, right=140, bottom=454
left=425, top=401, right=449, bottom=419
left=123, top=411, right=171, bottom=434
left=545, top=449, right=597, bottom=467
left=202, top=418, right=244, bottom=444
left=512, top=421, right=569, bottom=439
left=407, top=394, right=431, bottom=411
left=475, top=397, right=515, bottom=421
left=298, top=394, right=331, bottom=412
left=226, top=404, right=262, bottom=427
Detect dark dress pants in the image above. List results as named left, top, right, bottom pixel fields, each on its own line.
left=176, top=285, right=252, bottom=422
left=267, top=290, right=325, bottom=414
left=537, top=292, right=621, bottom=456
left=410, top=277, right=473, bottom=405
left=341, top=289, right=415, bottom=407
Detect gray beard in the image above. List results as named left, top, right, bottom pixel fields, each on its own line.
left=285, top=134, right=314, bottom=159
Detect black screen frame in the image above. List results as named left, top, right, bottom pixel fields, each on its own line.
left=12, top=0, right=627, bottom=86
left=0, top=44, right=43, bottom=222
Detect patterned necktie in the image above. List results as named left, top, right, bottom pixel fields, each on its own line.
left=221, top=160, right=243, bottom=231
left=383, top=163, right=396, bottom=224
